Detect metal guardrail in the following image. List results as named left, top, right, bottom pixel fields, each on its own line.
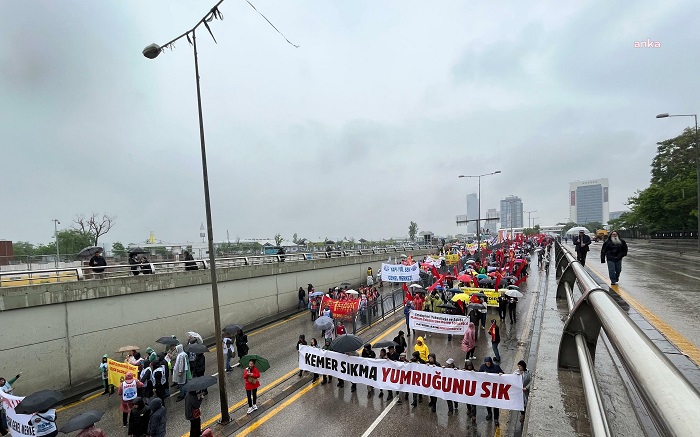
left=554, top=240, right=700, bottom=437
left=0, top=245, right=435, bottom=288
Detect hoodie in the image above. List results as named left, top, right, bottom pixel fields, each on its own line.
left=173, top=344, right=189, bottom=385
left=461, top=322, right=476, bottom=352
left=414, top=337, right=429, bottom=362
left=147, top=398, right=167, bottom=437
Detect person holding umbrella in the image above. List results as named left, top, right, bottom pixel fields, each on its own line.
left=236, top=329, right=249, bottom=364
left=185, top=389, right=203, bottom=437
left=88, top=249, right=107, bottom=279
left=243, top=359, right=261, bottom=414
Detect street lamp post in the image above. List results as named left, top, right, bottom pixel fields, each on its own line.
left=52, top=219, right=60, bottom=268
left=143, top=0, right=230, bottom=423
left=458, top=171, right=501, bottom=255
left=656, top=113, right=699, bottom=252
left=525, top=210, right=537, bottom=229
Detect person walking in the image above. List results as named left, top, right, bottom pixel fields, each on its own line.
left=88, top=249, right=107, bottom=279
left=404, top=301, right=413, bottom=336
left=409, top=351, right=426, bottom=407
left=497, top=292, right=508, bottom=322
left=516, top=360, right=532, bottom=423
left=296, top=335, right=308, bottom=377
left=244, top=359, right=261, bottom=414
left=28, top=409, right=58, bottom=437
left=152, top=360, right=168, bottom=401
left=444, top=358, right=458, bottom=415
left=173, top=344, right=190, bottom=402
left=236, top=330, right=249, bottom=363
left=321, top=338, right=334, bottom=385
left=361, top=344, right=376, bottom=398
left=298, top=287, right=306, bottom=309
left=393, top=331, right=407, bottom=356
left=147, top=398, right=167, bottom=437
left=185, top=390, right=203, bottom=437
left=127, top=397, right=151, bottom=437
left=479, top=357, right=504, bottom=426
left=426, top=353, right=441, bottom=412
left=223, top=334, right=235, bottom=372
left=461, top=321, right=476, bottom=362
left=309, top=338, right=320, bottom=383
left=508, top=296, right=518, bottom=324
left=118, top=372, right=143, bottom=427
left=573, top=230, right=591, bottom=266
left=479, top=297, right=488, bottom=330
left=139, top=360, right=155, bottom=400
left=488, top=319, right=501, bottom=362
left=464, top=360, right=477, bottom=423
left=600, top=230, right=628, bottom=285
left=193, top=352, right=207, bottom=395
left=413, top=336, right=429, bottom=363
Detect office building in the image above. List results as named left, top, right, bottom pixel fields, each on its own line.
left=485, top=208, right=499, bottom=235
left=569, top=178, right=609, bottom=224
left=466, top=193, right=478, bottom=234
left=500, top=196, right=524, bottom=228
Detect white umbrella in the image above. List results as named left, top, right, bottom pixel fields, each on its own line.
left=409, top=284, right=423, bottom=289
left=566, top=226, right=589, bottom=235
left=346, top=290, right=359, bottom=294
left=187, top=332, right=203, bottom=344
left=505, top=290, right=523, bottom=298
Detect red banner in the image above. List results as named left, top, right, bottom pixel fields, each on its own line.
left=320, top=296, right=360, bottom=321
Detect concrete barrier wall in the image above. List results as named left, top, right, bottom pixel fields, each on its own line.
left=0, top=250, right=430, bottom=393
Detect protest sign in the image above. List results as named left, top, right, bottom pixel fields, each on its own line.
left=381, top=263, right=421, bottom=282
left=409, top=310, right=469, bottom=335
left=298, top=345, right=523, bottom=410
left=319, top=296, right=360, bottom=321
left=107, top=359, right=139, bottom=388
left=0, top=390, right=34, bottom=436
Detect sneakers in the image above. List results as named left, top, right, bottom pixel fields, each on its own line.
left=247, top=407, right=254, bottom=414
left=253, top=404, right=258, bottom=411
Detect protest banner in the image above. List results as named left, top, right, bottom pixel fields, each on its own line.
left=409, top=310, right=469, bottom=335
left=298, top=345, right=523, bottom=410
left=381, top=263, right=421, bottom=282
left=107, top=359, right=139, bottom=388
left=0, top=390, right=35, bottom=436
left=319, top=296, right=360, bottom=321
left=460, top=287, right=500, bottom=307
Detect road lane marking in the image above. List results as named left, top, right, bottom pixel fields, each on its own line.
left=360, top=396, right=399, bottom=437
left=623, top=257, right=700, bottom=282
left=587, top=263, right=700, bottom=366
left=235, top=318, right=406, bottom=435
left=56, top=392, right=101, bottom=412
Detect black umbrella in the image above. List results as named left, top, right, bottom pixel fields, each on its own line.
left=128, top=247, right=148, bottom=255
left=183, top=376, right=217, bottom=392
left=76, top=246, right=103, bottom=259
left=184, top=344, right=209, bottom=354
left=373, top=340, right=397, bottom=349
left=437, top=302, right=457, bottom=310
left=155, top=336, right=179, bottom=346
left=413, top=289, right=427, bottom=294
left=222, top=324, right=244, bottom=335
left=330, top=334, right=364, bottom=353
left=59, top=410, right=104, bottom=433
left=15, top=390, right=63, bottom=414
left=325, top=240, right=335, bottom=245
left=470, top=292, right=488, bottom=299
left=468, top=303, right=486, bottom=311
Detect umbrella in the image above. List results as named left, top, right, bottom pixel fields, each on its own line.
left=117, top=345, right=139, bottom=353
left=330, top=334, right=364, bottom=353
left=310, top=291, right=324, bottom=297
left=155, top=336, right=179, bottom=346
left=128, top=247, right=148, bottom=255
left=507, top=285, right=520, bottom=290
left=340, top=282, right=351, bottom=286
left=409, top=284, right=424, bottom=289
left=466, top=260, right=476, bottom=264
left=325, top=240, right=336, bottom=245
left=314, top=316, right=335, bottom=331
left=187, top=332, right=203, bottom=343
left=505, top=289, right=524, bottom=298
left=444, top=275, right=457, bottom=280
left=76, top=246, right=103, bottom=259
left=345, top=290, right=359, bottom=295
left=447, top=288, right=461, bottom=294
left=400, top=254, right=408, bottom=258
left=412, top=289, right=427, bottom=294
left=59, top=410, right=104, bottom=433
left=457, top=274, right=472, bottom=283
left=222, top=324, right=244, bottom=335
left=468, top=303, right=486, bottom=311
left=470, top=292, right=489, bottom=299
left=15, top=390, right=63, bottom=414
left=373, top=340, right=397, bottom=349
left=451, top=293, right=471, bottom=302
left=182, top=376, right=218, bottom=392
left=437, top=302, right=457, bottom=310
left=240, top=354, right=271, bottom=372
left=184, top=344, right=209, bottom=354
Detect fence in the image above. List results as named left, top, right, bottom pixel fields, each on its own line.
left=554, top=240, right=700, bottom=436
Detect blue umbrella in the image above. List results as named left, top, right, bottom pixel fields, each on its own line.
left=310, top=291, right=324, bottom=297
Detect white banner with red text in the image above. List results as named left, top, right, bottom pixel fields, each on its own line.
left=381, top=263, right=421, bottom=282
left=409, top=310, right=469, bottom=335
left=0, top=390, right=35, bottom=436
left=298, top=345, right=523, bottom=409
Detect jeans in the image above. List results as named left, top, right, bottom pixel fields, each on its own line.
left=492, top=341, right=501, bottom=361
left=225, top=353, right=233, bottom=371
left=480, top=312, right=487, bottom=329
left=607, top=259, right=622, bottom=283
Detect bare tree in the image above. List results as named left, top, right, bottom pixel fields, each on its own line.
left=74, top=213, right=116, bottom=246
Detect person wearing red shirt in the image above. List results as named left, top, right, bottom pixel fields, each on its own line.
left=335, top=321, right=346, bottom=336
left=243, top=360, right=261, bottom=415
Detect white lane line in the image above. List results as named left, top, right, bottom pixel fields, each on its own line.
left=627, top=258, right=700, bottom=282
left=360, top=396, right=399, bottom=437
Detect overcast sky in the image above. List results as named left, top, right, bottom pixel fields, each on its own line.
left=2, top=0, right=698, bottom=247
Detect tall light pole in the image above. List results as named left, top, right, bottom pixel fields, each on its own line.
left=143, top=0, right=230, bottom=423
left=459, top=171, right=501, bottom=256
left=656, top=112, right=699, bottom=252
left=525, top=210, right=537, bottom=229
left=52, top=219, right=60, bottom=268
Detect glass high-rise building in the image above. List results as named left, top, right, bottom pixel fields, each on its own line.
left=569, top=178, right=609, bottom=224
left=500, top=196, right=523, bottom=228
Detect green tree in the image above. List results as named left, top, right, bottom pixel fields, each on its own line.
left=274, top=233, right=284, bottom=246
left=11, top=241, right=36, bottom=257
left=584, top=221, right=604, bottom=233
left=408, top=221, right=418, bottom=242
left=53, top=229, right=95, bottom=255
left=112, top=242, right=127, bottom=257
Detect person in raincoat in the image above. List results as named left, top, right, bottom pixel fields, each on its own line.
left=516, top=360, right=532, bottom=423
left=145, top=347, right=158, bottom=365
left=127, top=397, right=150, bottom=437
left=173, top=344, right=190, bottom=401
left=413, top=336, right=429, bottom=362
left=147, top=398, right=167, bottom=437
left=99, top=355, right=111, bottom=395
left=461, top=322, right=476, bottom=362
left=118, top=372, right=143, bottom=427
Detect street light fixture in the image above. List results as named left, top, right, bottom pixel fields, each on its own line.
left=525, top=210, right=537, bottom=228
left=458, top=171, right=501, bottom=251
left=143, top=0, right=230, bottom=423
left=656, top=112, right=699, bottom=252
left=52, top=219, right=60, bottom=268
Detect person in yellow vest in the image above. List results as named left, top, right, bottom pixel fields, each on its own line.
left=118, top=372, right=143, bottom=428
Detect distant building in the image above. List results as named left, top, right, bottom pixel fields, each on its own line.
left=609, top=210, right=626, bottom=221
left=466, top=193, right=478, bottom=234
left=418, top=231, right=434, bottom=245
left=0, top=240, right=13, bottom=266
left=569, top=178, right=609, bottom=224
left=485, top=208, right=499, bottom=235
left=500, top=196, right=524, bottom=228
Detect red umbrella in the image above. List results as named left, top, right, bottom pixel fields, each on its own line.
left=457, top=274, right=472, bottom=283
left=444, top=275, right=457, bottom=280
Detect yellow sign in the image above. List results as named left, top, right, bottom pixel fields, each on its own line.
left=107, top=359, right=139, bottom=388
left=459, top=287, right=500, bottom=307
left=444, top=254, right=460, bottom=265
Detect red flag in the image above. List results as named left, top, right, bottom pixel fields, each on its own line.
left=402, top=283, right=411, bottom=304
left=430, top=265, right=440, bottom=279
left=453, top=266, right=458, bottom=276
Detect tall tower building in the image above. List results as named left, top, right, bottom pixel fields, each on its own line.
left=569, top=178, right=609, bottom=224
left=485, top=208, right=499, bottom=235
left=500, top=196, right=524, bottom=228
left=466, top=193, right=478, bottom=234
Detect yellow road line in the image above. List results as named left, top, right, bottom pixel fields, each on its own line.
left=236, top=319, right=405, bottom=435
left=250, top=312, right=307, bottom=337
left=587, top=263, right=700, bottom=366
left=56, top=392, right=101, bottom=412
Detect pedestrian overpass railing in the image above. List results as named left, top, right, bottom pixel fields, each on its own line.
left=554, top=240, right=700, bottom=437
